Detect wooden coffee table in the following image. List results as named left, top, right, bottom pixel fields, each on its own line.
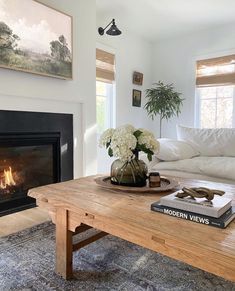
left=28, top=175, right=235, bottom=282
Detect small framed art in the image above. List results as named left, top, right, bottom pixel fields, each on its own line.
left=133, top=71, right=143, bottom=85
left=132, top=90, right=142, bottom=107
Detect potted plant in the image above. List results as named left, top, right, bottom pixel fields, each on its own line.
left=99, top=125, right=159, bottom=187
left=144, top=81, right=184, bottom=138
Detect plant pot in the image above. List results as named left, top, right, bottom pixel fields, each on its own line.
left=110, top=157, right=148, bottom=187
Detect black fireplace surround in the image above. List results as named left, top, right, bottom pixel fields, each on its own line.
left=0, top=110, right=73, bottom=216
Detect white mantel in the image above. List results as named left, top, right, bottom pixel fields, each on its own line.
left=0, top=93, right=83, bottom=178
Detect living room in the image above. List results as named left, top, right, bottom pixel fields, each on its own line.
left=0, top=0, right=235, bottom=290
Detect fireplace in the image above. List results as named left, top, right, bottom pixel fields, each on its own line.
left=0, top=110, right=73, bottom=216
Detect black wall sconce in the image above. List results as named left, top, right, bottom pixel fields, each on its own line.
left=98, top=19, right=122, bottom=36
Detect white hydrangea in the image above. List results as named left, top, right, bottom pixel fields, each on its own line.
left=99, top=128, right=114, bottom=147
left=137, top=129, right=159, bottom=152
left=111, top=129, right=137, bottom=161
left=99, top=124, right=159, bottom=162
left=115, top=124, right=135, bottom=134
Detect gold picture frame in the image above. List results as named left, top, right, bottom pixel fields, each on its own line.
left=133, top=71, right=143, bottom=85
left=0, top=0, right=73, bottom=80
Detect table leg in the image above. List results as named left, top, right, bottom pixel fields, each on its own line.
left=55, top=208, right=73, bottom=279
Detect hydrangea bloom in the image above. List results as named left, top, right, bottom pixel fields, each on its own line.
left=99, top=128, right=114, bottom=147
left=137, top=128, right=159, bottom=152
left=99, top=124, right=159, bottom=162
left=111, top=130, right=137, bottom=161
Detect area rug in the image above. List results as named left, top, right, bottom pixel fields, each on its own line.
left=0, top=222, right=234, bottom=291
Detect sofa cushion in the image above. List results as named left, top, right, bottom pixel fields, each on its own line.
left=156, top=138, right=199, bottom=161
left=151, top=156, right=235, bottom=181
left=177, top=125, right=235, bottom=157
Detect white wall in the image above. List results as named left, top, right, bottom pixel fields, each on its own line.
left=0, top=0, right=97, bottom=176
left=96, top=18, right=158, bottom=173
left=153, top=24, right=235, bottom=138
left=96, top=21, right=156, bottom=133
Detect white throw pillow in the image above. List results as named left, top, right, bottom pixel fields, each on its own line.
left=177, top=125, right=235, bottom=157
left=155, top=138, right=199, bottom=161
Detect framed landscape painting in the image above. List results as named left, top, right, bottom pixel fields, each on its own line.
left=0, top=0, right=72, bottom=79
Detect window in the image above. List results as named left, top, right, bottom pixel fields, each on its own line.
left=198, top=86, right=234, bottom=128
left=96, top=81, right=114, bottom=133
left=96, top=48, right=115, bottom=173
left=96, top=49, right=115, bottom=134
left=196, top=55, right=235, bottom=128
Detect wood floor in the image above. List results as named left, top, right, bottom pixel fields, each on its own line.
left=0, top=207, right=51, bottom=237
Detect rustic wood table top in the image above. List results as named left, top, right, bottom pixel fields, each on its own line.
left=28, top=175, right=235, bottom=282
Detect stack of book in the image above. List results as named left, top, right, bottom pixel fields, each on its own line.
left=151, top=191, right=235, bottom=229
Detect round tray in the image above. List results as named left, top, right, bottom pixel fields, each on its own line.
left=95, top=176, right=179, bottom=193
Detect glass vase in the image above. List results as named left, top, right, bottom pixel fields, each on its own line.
left=110, top=156, right=148, bottom=187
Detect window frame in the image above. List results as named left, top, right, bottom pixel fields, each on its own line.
left=194, top=50, right=235, bottom=128
left=196, top=85, right=235, bottom=128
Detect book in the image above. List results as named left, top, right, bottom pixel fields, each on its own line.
left=160, top=191, right=232, bottom=218
left=151, top=202, right=235, bottom=229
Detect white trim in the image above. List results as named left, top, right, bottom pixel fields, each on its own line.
left=0, top=91, right=85, bottom=105
left=96, top=42, right=116, bottom=55
left=112, top=82, right=117, bottom=129
left=229, top=86, right=235, bottom=129
left=195, top=88, right=201, bottom=127
left=192, top=48, right=235, bottom=63
left=0, top=92, right=84, bottom=177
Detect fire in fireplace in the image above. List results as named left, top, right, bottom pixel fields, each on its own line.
left=0, top=166, right=19, bottom=193
left=1, top=167, right=16, bottom=188
left=0, top=110, right=73, bottom=217
left=0, top=134, right=61, bottom=216
left=0, top=142, right=59, bottom=200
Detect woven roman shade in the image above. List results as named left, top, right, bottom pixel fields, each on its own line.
left=96, top=48, right=115, bottom=83
left=196, top=54, right=235, bottom=87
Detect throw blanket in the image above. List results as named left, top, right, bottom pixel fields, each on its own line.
left=152, top=157, right=235, bottom=181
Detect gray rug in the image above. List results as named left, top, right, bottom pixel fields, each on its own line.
left=0, top=222, right=234, bottom=291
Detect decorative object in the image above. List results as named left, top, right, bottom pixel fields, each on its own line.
left=98, top=19, right=122, bottom=36
left=144, top=81, right=184, bottom=137
left=0, top=0, right=72, bottom=79
left=95, top=175, right=179, bottom=193
left=99, top=125, right=159, bottom=187
left=110, top=154, right=148, bottom=186
left=2, top=222, right=234, bottom=290
left=161, top=191, right=231, bottom=218
left=176, top=187, right=225, bottom=201
left=149, top=172, right=161, bottom=188
left=133, top=71, right=143, bottom=85
left=132, top=89, right=142, bottom=107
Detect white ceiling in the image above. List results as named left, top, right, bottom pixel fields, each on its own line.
left=96, top=0, right=235, bottom=42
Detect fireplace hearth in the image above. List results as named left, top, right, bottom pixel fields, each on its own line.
left=0, top=110, right=73, bottom=216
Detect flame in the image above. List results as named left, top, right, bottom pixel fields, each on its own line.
left=0, top=167, right=16, bottom=189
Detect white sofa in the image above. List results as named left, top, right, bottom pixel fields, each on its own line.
left=147, top=125, right=235, bottom=185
